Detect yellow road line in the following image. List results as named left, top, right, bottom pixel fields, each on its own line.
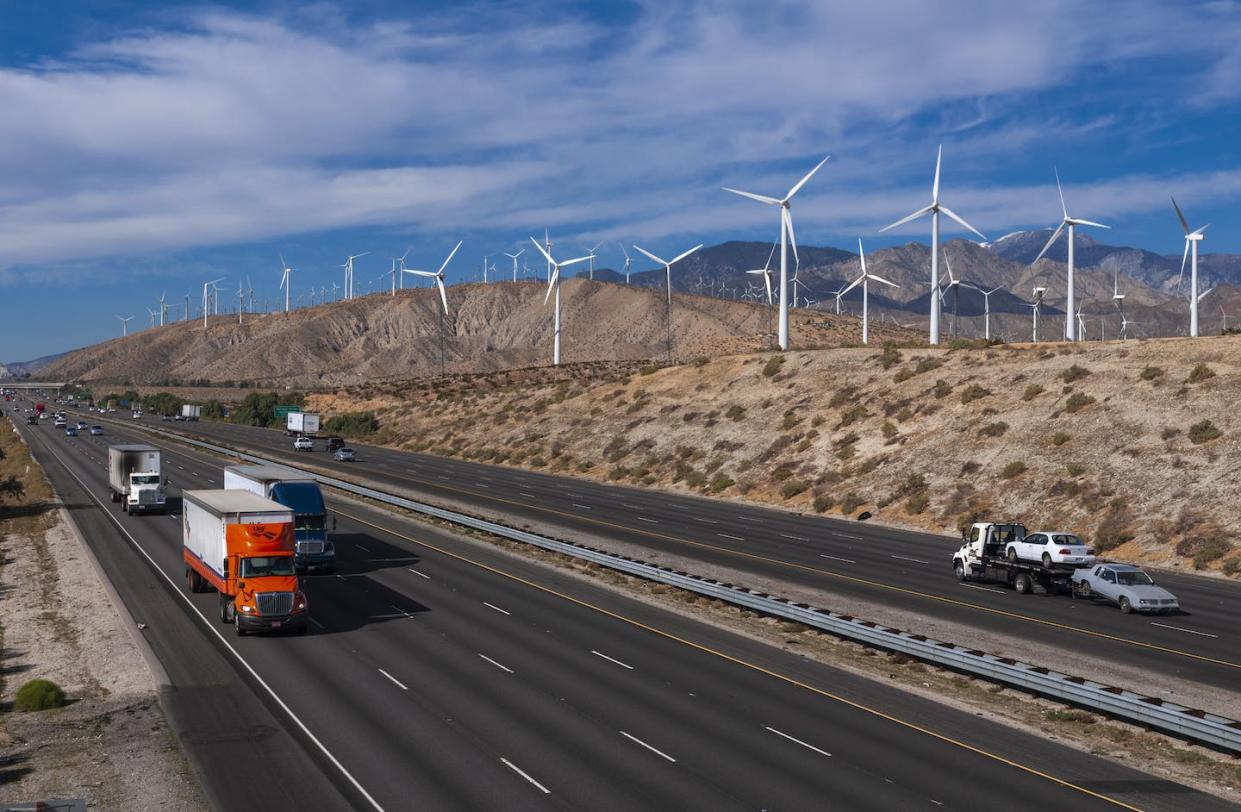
left=338, top=508, right=1144, bottom=811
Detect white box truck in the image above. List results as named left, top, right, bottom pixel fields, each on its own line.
left=223, top=465, right=335, bottom=574
left=181, top=404, right=202, bottom=421
left=108, top=444, right=166, bottom=514
left=285, top=411, right=320, bottom=436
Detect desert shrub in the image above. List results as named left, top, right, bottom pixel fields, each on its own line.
left=829, top=386, right=858, bottom=409
left=840, top=492, right=864, bottom=514
left=979, top=422, right=1008, bottom=438
left=1186, top=363, right=1216, bottom=384
left=1064, top=392, right=1094, bottom=413
left=771, top=464, right=795, bottom=481
left=894, top=473, right=927, bottom=498
left=1179, top=536, right=1231, bottom=569
left=725, top=404, right=746, bottom=421
left=762, top=355, right=785, bottom=377
left=1066, top=463, right=1086, bottom=477
left=905, top=492, right=930, bottom=514
left=1022, top=384, right=1045, bottom=401
left=323, top=411, right=379, bottom=436
left=932, top=380, right=952, bottom=399
left=914, top=357, right=943, bottom=375
left=1051, top=431, right=1071, bottom=446
left=838, top=405, right=868, bottom=428
left=1094, top=514, right=1135, bottom=552
left=15, top=679, right=64, bottom=712
left=1139, top=366, right=1164, bottom=381
left=811, top=414, right=826, bottom=428
left=1223, top=558, right=1241, bottom=577
left=1060, top=364, right=1090, bottom=383
left=879, top=343, right=903, bottom=370
left=959, top=384, right=987, bottom=405
left=608, top=466, right=630, bottom=481
left=782, top=413, right=800, bottom=430
left=960, top=461, right=980, bottom=475
left=893, top=367, right=915, bottom=383
left=1000, top=461, right=1027, bottom=479
left=812, top=494, right=834, bottom=513
left=1188, top=419, right=1222, bottom=444
left=230, top=391, right=305, bottom=428
left=781, top=479, right=810, bottom=499
left=708, top=472, right=735, bottom=493
left=684, top=468, right=707, bottom=489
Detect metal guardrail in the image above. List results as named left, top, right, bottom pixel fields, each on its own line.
left=129, top=422, right=1241, bottom=754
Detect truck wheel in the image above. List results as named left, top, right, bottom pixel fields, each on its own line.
left=1014, top=573, right=1033, bottom=595
left=1007, top=547, right=1018, bottom=563
left=235, top=622, right=247, bottom=637
left=1119, top=597, right=1133, bottom=614
left=185, top=568, right=195, bottom=593
left=953, top=562, right=967, bottom=582
left=219, top=596, right=232, bottom=624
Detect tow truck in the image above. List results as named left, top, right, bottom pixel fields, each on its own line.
left=952, top=521, right=1084, bottom=595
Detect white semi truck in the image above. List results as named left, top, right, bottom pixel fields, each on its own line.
left=107, top=444, right=166, bottom=514
left=223, top=464, right=335, bottom=574
left=181, top=404, right=202, bottom=421
left=285, top=411, right=320, bottom=436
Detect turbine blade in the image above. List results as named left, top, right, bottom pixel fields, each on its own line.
left=1068, top=218, right=1110, bottom=229
left=943, top=250, right=954, bottom=282
left=840, top=274, right=863, bottom=297
left=1177, top=239, right=1189, bottom=292
left=1055, top=168, right=1068, bottom=219
left=1171, top=196, right=1191, bottom=234
left=560, top=255, right=593, bottom=267
left=632, top=245, right=665, bottom=265
left=438, top=240, right=463, bottom=274
left=670, top=244, right=703, bottom=265
left=618, top=242, right=630, bottom=259
left=1033, top=222, right=1066, bottom=264
left=763, top=272, right=773, bottom=304
left=1193, top=224, right=1211, bottom=236
left=878, top=204, right=934, bottom=233
left=722, top=187, right=780, bottom=206
left=530, top=236, right=555, bottom=265
left=932, top=144, right=942, bottom=203
left=544, top=268, right=559, bottom=304
left=436, top=279, right=449, bottom=314
left=938, top=205, right=986, bottom=240
left=785, top=155, right=830, bottom=201
left=868, top=273, right=899, bottom=288
left=783, top=207, right=799, bottom=264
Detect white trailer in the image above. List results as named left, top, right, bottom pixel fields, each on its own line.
left=107, top=444, right=165, bottom=514
left=286, top=412, right=320, bottom=436
left=223, top=465, right=335, bottom=573
left=181, top=404, right=202, bottom=421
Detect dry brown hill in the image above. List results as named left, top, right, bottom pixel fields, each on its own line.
left=309, top=334, right=1241, bottom=576
left=43, top=279, right=916, bottom=387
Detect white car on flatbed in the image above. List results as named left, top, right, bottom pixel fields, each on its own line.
left=1005, top=530, right=1094, bottom=568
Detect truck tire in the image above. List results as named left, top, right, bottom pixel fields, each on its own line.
left=219, top=596, right=233, bottom=624
left=1014, top=573, right=1033, bottom=595
left=185, top=567, right=194, bottom=593
left=953, top=561, right=967, bottom=582
left=1007, top=547, right=1018, bottom=564
left=1119, top=596, right=1133, bottom=614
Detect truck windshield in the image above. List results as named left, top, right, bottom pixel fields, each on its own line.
left=131, top=474, right=161, bottom=486
left=269, top=482, right=326, bottom=519
left=991, top=524, right=1026, bottom=543
left=240, top=557, right=296, bottom=577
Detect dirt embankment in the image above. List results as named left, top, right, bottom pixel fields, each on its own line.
left=0, top=419, right=205, bottom=809
left=309, top=334, right=1241, bottom=576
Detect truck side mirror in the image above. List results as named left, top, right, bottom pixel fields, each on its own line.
left=238, top=581, right=245, bottom=590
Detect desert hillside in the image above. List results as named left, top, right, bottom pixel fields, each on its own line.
left=309, top=334, right=1241, bottom=576
left=40, top=278, right=914, bottom=387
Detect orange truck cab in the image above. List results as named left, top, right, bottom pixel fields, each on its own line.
left=182, top=489, right=308, bottom=636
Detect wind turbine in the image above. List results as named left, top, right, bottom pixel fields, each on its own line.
left=633, top=242, right=703, bottom=361
left=276, top=256, right=294, bottom=312
left=879, top=145, right=985, bottom=346
left=831, top=282, right=849, bottom=315
left=202, top=278, right=224, bottom=328
left=158, top=292, right=168, bottom=326
left=963, top=283, right=1002, bottom=341
left=530, top=237, right=592, bottom=366
left=1076, top=301, right=1086, bottom=341
left=839, top=239, right=899, bottom=345
left=116, top=315, right=133, bottom=337
left=504, top=249, right=525, bottom=282
left=237, top=282, right=246, bottom=325
left=342, top=252, right=369, bottom=300
left=619, top=243, right=632, bottom=283
left=724, top=154, right=830, bottom=350
left=1173, top=197, right=1211, bottom=337
left=1029, top=286, right=1047, bottom=342
left=938, top=251, right=964, bottom=338
left=147, top=308, right=158, bottom=329
left=746, top=243, right=778, bottom=305
left=408, top=241, right=462, bottom=376
left=1221, top=305, right=1231, bottom=333
left=584, top=242, right=604, bottom=280
left=184, top=292, right=191, bottom=322
left=1032, top=169, right=1109, bottom=341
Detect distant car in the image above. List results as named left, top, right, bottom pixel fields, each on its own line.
left=174, top=414, right=185, bottom=421
left=75, top=421, right=87, bottom=430
left=89, top=425, right=104, bottom=436
left=132, top=410, right=143, bottom=419
left=161, top=414, right=172, bottom=421
left=64, top=427, right=78, bottom=437
left=293, top=436, right=314, bottom=451
left=1006, top=531, right=1095, bottom=568
left=326, top=436, right=346, bottom=453
left=333, top=447, right=355, bottom=462
left=1072, top=564, right=1179, bottom=614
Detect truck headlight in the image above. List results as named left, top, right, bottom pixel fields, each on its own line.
left=241, top=605, right=253, bottom=613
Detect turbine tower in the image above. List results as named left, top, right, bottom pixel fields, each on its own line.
left=202, top=278, right=224, bottom=329
left=1032, top=169, right=1109, bottom=341
left=530, top=237, right=592, bottom=366
left=279, top=255, right=294, bottom=313
left=963, top=283, right=1003, bottom=341
left=342, top=252, right=369, bottom=300
left=840, top=239, right=899, bottom=345
left=1173, top=197, right=1210, bottom=337
left=1029, top=286, right=1047, bottom=342
left=723, top=154, right=830, bottom=351
left=880, top=145, right=985, bottom=346
left=619, top=243, right=632, bottom=283
left=116, top=315, right=133, bottom=337
left=504, top=250, right=525, bottom=282
left=407, top=241, right=462, bottom=376
left=633, top=242, right=703, bottom=361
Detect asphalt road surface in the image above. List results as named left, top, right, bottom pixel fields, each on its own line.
left=9, top=411, right=1230, bottom=810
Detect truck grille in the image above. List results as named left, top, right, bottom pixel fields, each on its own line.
left=297, top=541, right=325, bottom=555
left=138, top=490, right=158, bottom=504
left=256, top=592, right=294, bottom=616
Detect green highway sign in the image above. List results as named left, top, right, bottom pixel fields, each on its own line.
left=274, top=405, right=298, bottom=417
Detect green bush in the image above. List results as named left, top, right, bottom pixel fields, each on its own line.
left=639, top=364, right=660, bottom=376
left=905, top=492, right=930, bottom=514
left=979, top=422, right=1008, bottom=438
left=323, top=411, right=379, bottom=436
left=839, top=492, right=864, bottom=514
left=879, top=343, right=903, bottom=370
left=143, top=391, right=184, bottom=417
left=1052, top=431, right=1071, bottom=446
left=881, top=420, right=898, bottom=439
left=1094, top=515, right=1135, bottom=552
left=959, top=384, right=987, bottom=405
left=1022, top=384, right=1045, bottom=401
left=1188, top=419, right=1222, bottom=445
left=1186, top=363, right=1216, bottom=384
left=1060, top=364, right=1090, bottom=383
left=1000, top=461, right=1027, bottom=479
left=725, top=404, right=746, bottom=421
left=1064, top=392, right=1094, bottom=413
left=893, top=367, right=915, bottom=383
left=230, top=392, right=305, bottom=427
left=14, top=679, right=65, bottom=712
left=1066, top=463, right=1086, bottom=477
left=838, top=404, right=868, bottom=428
left=1139, top=366, right=1163, bottom=381
left=932, top=379, right=952, bottom=399
left=812, top=494, right=834, bottom=513
left=781, top=479, right=810, bottom=499
left=762, top=355, right=785, bottom=378
left=708, top=472, right=734, bottom=493
left=914, top=357, right=943, bottom=375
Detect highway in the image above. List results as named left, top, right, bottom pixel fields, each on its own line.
left=111, top=410, right=1241, bottom=694
left=11, top=409, right=1229, bottom=810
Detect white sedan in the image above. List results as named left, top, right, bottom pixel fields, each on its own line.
left=1005, top=530, right=1095, bottom=568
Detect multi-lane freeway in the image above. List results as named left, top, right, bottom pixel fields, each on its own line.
left=9, top=408, right=1231, bottom=810
left=110, top=411, right=1241, bottom=696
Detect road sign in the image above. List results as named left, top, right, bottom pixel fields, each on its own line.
left=274, top=405, right=298, bottom=418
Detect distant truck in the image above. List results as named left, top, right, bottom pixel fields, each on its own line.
left=182, top=489, right=307, bottom=635
left=107, top=444, right=166, bottom=514
left=952, top=521, right=1085, bottom=595
left=285, top=411, right=320, bottom=436
left=181, top=404, right=202, bottom=421
left=223, top=465, right=335, bottom=574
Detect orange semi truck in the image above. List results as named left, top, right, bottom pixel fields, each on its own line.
left=182, top=489, right=309, bottom=636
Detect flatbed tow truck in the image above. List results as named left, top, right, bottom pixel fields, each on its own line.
left=952, top=521, right=1082, bottom=595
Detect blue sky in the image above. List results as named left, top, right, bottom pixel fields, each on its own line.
left=3, top=0, right=1241, bottom=360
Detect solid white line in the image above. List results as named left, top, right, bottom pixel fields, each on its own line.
left=501, top=758, right=550, bottom=794
left=591, top=650, right=634, bottom=670
left=637, top=517, right=659, bottom=524
left=572, top=503, right=592, bottom=510
left=519, top=492, right=535, bottom=498
left=484, top=602, right=511, bottom=616
left=620, top=730, right=677, bottom=763
left=27, top=437, right=385, bottom=811
left=765, top=726, right=832, bottom=757
left=819, top=554, right=856, bottom=564
left=408, top=568, right=431, bottom=579
left=717, top=533, right=744, bottom=541
left=780, top=533, right=808, bottom=541
left=355, top=544, right=370, bottom=553
left=390, top=604, right=416, bottom=619
left=475, top=483, right=490, bottom=489
left=479, top=653, right=514, bottom=673
left=1151, top=622, right=1217, bottom=638
left=962, top=584, right=1007, bottom=594
left=890, top=554, right=930, bottom=565
left=378, top=668, right=408, bottom=690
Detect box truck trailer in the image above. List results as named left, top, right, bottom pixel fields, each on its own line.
left=223, top=464, right=335, bottom=574
left=107, top=445, right=166, bottom=514
left=285, top=412, right=320, bottom=436
left=182, top=489, right=307, bottom=635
